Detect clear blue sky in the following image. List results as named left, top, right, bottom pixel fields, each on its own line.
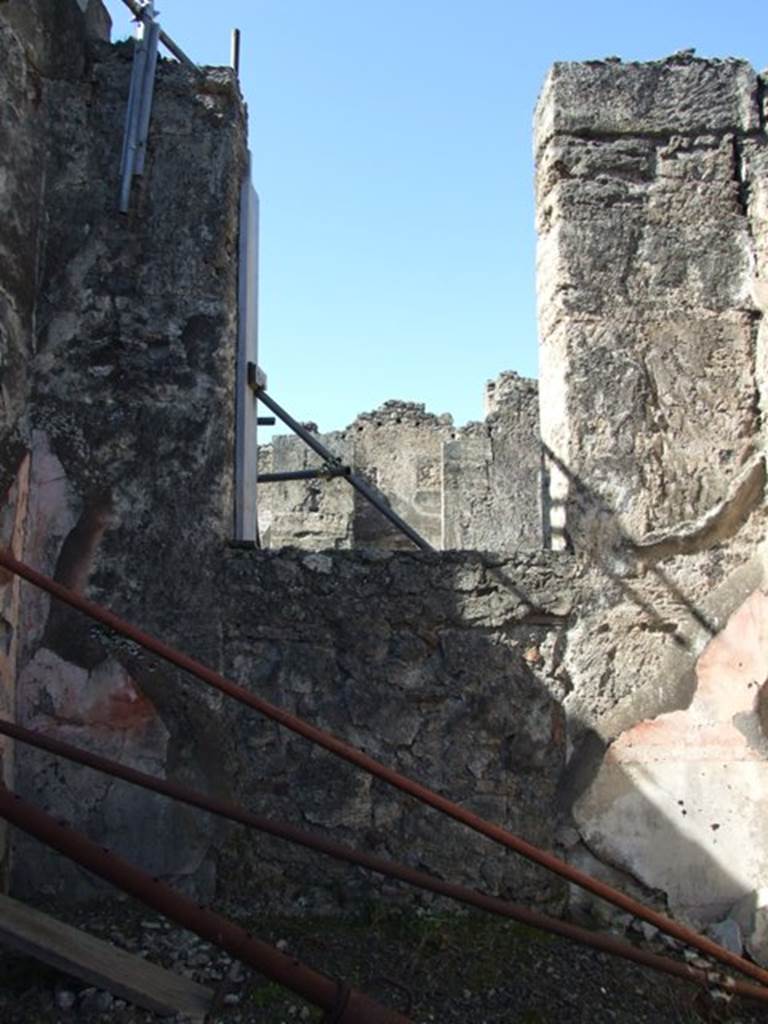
left=104, top=0, right=765, bottom=437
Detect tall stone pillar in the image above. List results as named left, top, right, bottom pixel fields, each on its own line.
left=535, top=56, right=763, bottom=555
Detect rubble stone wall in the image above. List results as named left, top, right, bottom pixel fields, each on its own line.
left=0, top=0, right=567, bottom=912
left=0, top=0, right=112, bottom=895
left=258, top=371, right=542, bottom=554
left=0, top=0, right=250, bottom=899
left=535, top=56, right=763, bottom=553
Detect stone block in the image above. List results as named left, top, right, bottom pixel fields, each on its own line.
left=731, top=888, right=768, bottom=965
left=535, top=57, right=759, bottom=149
left=539, top=312, right=757, bottom=545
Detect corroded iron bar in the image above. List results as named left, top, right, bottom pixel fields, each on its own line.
left=257, top=467, right=351, bottom=483
left=4, top=718, right=768, bottom=1005
left=1, top=548, right=766, bottom=990
left=0, top=784, right=410, bottom=1024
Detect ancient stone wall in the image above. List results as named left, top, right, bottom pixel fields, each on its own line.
left=258, top=371, right=542, bottom=553
left=6, top=1, right=768, bottom=945
left=535, top=55, right=763, bottom=554
left=0, top=0, right=566, bottom=913
left=0, top=0, right=249, bottom=897
left=17, top=547, right=573, bottom=909
left=0, top=0, right=111, bottom=895
left=535, top=56, right=768, bottom=929
left=443, top=371, right=542, bottom=551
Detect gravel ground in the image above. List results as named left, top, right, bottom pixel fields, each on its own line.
left=2, top=898, right=768, bottom=1024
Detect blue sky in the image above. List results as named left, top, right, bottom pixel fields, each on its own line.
left=104, top=0, right=765, bottom=437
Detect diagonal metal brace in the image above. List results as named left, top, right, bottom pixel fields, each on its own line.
left=253, top=387, right=433, bottom=551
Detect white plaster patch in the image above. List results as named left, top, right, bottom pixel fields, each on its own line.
left=575, top=590, right=768, bottom=923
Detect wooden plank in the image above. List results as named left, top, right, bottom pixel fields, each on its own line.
left=0, top=894, right=212, bottom=1020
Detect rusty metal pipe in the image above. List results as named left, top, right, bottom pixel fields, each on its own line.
left=0, top=784, right=410, bottom=1024
left=1, top=549, right=766, bottom=990
left=4, top=719, right=768, bottom=1006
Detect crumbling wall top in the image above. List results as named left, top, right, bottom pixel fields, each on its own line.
left=535, top=55, right=760, bottom=149
left=346, top=400, right=454, bottom=433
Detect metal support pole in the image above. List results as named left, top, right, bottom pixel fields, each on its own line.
left=257, top=467, right=351, bottom=483
left=231, top=28, right=241, bottom=76
left=255, top=389, right=433, bottom=551
left=234, top=163, right=260, bottom=542
left=2, top=549, right=768, bottom=991
left=0, top=785, right=409, bottom=1024
left=118, top=15, right=149, bottom=212
left=118, top=0, right=201, bottom=72
left=3, top=719, right=767, bottom=1006
left=134, top=18, right=161, bottom=176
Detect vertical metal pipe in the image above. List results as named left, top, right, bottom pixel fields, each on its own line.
left=134, top=19, right=160, bottom=176
left=0, top=785, right=410, bottom=1023
left=231, top=28, right=241, bottom=76
left=119, top=22, right=149, bottom=213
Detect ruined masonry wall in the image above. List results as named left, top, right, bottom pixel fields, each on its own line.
left=0, top=0, right=249, bottom=897
left=0, top=0, right=567, bottom=910
left=7, top=1, right=768, bottom=937
left=535, top=56, right=764, bottom=552
left=0, top=0, right=111, bottom=894
left=258, top=370, right=542, bottom=554
left=535, top=57, right=768, bottom=929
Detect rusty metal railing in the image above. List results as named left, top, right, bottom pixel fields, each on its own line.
left=1, top=548, right=768, bottom=1003
left=3, top=718, right=768, bottom=1007
left=0, top=783, right=409, bottom=1023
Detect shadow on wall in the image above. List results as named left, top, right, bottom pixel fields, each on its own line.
left=539, top=443, right=768, bottom=930
left=4, top=441, right=767, bottom=964
left=11, top=498, right=574, bottom=911
left=5, top=414, right=768, bottom=938
left=566, top=712, right=768, bottom=929
left=543, top=442, right=766, bottom=640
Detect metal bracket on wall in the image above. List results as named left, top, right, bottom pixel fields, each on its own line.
left=252, top=383, right=434, bottom=552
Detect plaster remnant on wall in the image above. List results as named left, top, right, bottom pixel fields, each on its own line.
left=574, top=590, right=768, bottom=925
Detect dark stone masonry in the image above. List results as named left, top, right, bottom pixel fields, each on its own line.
left=2, top=1, right=768, bottom=961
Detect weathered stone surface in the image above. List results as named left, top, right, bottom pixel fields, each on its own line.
left=0, top=0, right=248, bottom=899
left=731, top=888, right=768, bottom=965
left=536, top=56, right=763, bottom=552
left=574, top=590, right=768, bottom=923
left=213, top=548, right=573, bottom=910
left=6, top=11, right=768, bottom=936
left=0, top=455, right=29, bottom=891
left=443, top=372, right=541, bottom=551
left=260, top=401, right=454, bottom=550
left=534, top=54, right=768, bottom=929
left=535, top=57, right=759, bottom=147
left=260, top=374, right=543, bottom=553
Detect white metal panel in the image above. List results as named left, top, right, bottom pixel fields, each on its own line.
left=234, top=156, right=260, bottom=542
